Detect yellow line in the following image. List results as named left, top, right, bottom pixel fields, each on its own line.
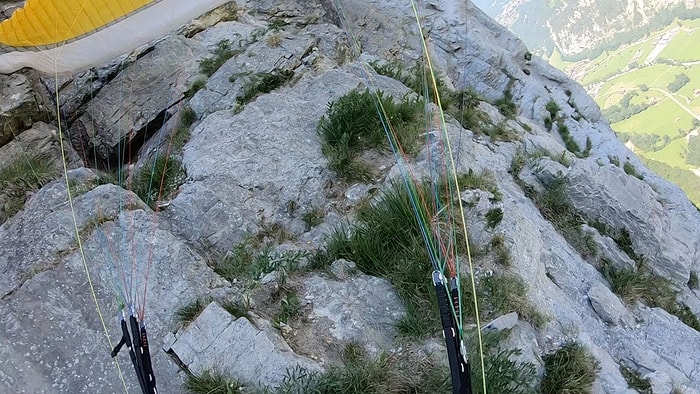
left=409, top=2, right=487, bottom=393
left=52, top=2, right=129, bottom=391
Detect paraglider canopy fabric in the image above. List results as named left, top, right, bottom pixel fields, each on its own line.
left=0, top=0, right=229, bottom=74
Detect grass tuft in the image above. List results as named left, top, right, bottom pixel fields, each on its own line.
left=469, top=329, right=539, bottom=394
left=78, top=211, right=112, bottom=240
left=542, top=342, right=600, bottom=394
left=317, top=89, right=423, bottom=181
left=131, top=154, right=184, bottom=209
left=623, top=161, right=644, bottom=180
left=199, top=40, right=238, bottom=77
left=237, top=70, right=294, bottom=107
left=301, top=207, right=326, bottom=229
left=0, top=157, right=58, bottom=223
left=184, top=370, right=243, bottom=394
left=267, top=343, right=451, bottom=394
left=557, top=121, right=581, bottom=155
left=494, top=90, right=517, bottom=118
left=545, top=100, right=560, bottom=120
left=689, top=271, right=699, bottom=290
left=485, top=207, right=503, bottom=229
left=184, top=78, right=207, bottom=98
left=176, top=298, right=208, bottom=325
left=529, top=178, right=597, bottom=260
left=619, top=364, right=652, bottom=393
left=602, top=260, right=700, bottom=331
left=479, top=273, right=547, bottom=328
left=491, top=234, right=512, bottom=266
left=457, top=169, right=503, bottom=202
left=172, top=106, right=197, bottom=151
left=323, top=180, right=454, bottom=337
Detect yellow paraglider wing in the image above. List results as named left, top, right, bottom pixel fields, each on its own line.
left=0, top=0, right=229, bottom=74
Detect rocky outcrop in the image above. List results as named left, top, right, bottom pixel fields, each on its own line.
left=70, top=36, right=208, bottom=164
left=0, top=73, right=51, bottom=148
left=0, top=169, right=231, bottom=393
left=0, top=122, right=81, bottom=224
left=1, top=0, right=700, bottom=393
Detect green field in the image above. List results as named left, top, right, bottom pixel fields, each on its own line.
left=645, top=137, right=692, bottom=168
left=659, top=29, right=700, bottom=61
left=613, top=98, right=696, bottom=137
left=548, top=17, right=700, bottom=205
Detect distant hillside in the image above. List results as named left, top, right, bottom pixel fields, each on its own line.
left=548, top=17, right=700, bottom=205
left=473, top=0, right=700, bottom=59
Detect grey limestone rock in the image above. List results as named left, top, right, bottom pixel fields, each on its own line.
left=0, top=72, right=51, bottom=147
left=167, top=301, right=320, bottom=388
left=587, top=283, right=634, bottom=327
left=301, top=272, right=405, bottom=357
left=70, top=35, right=208, bottom=164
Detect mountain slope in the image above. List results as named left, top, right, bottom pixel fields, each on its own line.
left=474, top=0, right=700, bottom=58
left=0, top=0, right=699, bottom=392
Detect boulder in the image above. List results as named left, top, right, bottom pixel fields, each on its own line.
left=0, top=73, right=51, bottom=147
left=587, top=283, right=634, bottom=327
left=566, top=161, right=700, bottom=285
left=166, top=302, right=320, bottom=388
left=297, top=272, right=405, bottom=361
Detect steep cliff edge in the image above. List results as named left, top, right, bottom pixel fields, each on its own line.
left=0, top=1, right=699, bottom=392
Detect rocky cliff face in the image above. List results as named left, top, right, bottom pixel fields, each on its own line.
left=1, top=0, right=699, bottom=393
left=472, top=0, right=700, bottom=57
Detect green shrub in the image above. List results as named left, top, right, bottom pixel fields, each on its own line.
left=545, top=100, right=560, bottom=120
left=212, top=242, right=305, bottom=283
left=623, top=161, right=644, bottom=180
left=274, top=290, right=301, bottom=326
left=199, top=40, right=237, bottom=76
left=542, top=343, right=599, bottom=394
left=485, top=208, right=503, bottom=229
left=184, top=370, right=242, bottom=394
left=494, top=91, right=517, bottom=118
left=583, top=136, right=592, bottom=157
left=689, top=271, right=699, bottom=290
left=317, top=89, right=422, bottom=180
left=544, top=116, right=553, bottom=131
